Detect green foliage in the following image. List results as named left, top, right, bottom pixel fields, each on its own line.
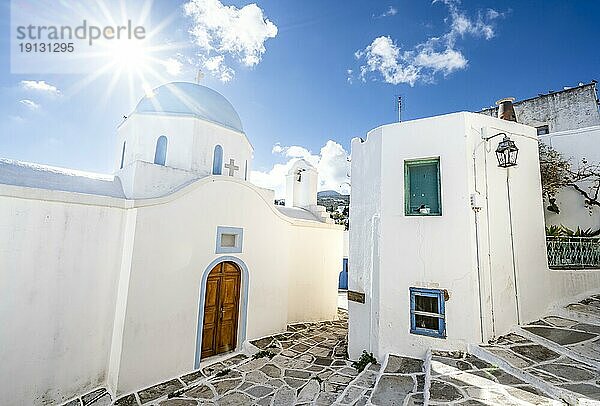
left=351, top=350, right=377, bottom=373
left=545, top=225, right=600, bottom=239
left=252, top=350, right=275, bottom=360
left=545, top=225, right=564, bottom=236
left=568, top=227, right=600, bottom=237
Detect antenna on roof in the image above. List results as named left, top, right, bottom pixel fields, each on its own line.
left=196, top=70, right=204, bottom=84
left=395, top=94, right=404, bottom=122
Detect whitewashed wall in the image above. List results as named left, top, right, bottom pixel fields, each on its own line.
left=108, top=176, right=342, bottom=394
left=0, top=187, right=128, bottom=406
left=540, top=126, right=600, bottom=231
left=0, top=176, right=342, bottom=404
left=117, top=114, right=253, bottom=180
left=348, top=128, right=382, bottom=360
left=348, top=112, right=600, bottom=362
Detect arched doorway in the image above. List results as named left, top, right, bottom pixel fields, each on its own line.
left=200, top=261, right=241, bottom=359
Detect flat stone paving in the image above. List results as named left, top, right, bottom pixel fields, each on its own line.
left=368, top=355, right=424, bottom=406
left=429, top=350, right=560, bottom=405
left=60, top=294, right=600, bottom=406
left=108, top=310, right=363, bottom=405
left=478, top=294, right=600, bottom=404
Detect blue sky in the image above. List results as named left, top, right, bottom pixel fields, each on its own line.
left=0, top=0, right=599, bottom=195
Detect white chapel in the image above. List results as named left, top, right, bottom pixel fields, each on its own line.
left=0, top=82, right=344, bottom=405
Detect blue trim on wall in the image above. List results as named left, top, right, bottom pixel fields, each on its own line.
left=409, top=287, right=446, bottom=338
left=120, top=141, right=126, bottom=169
left=154, top=136, right=168, bottom=166
left=338, top=258, right=348, bottom=289
left=212, top=145, right=223, bottom=175
left=216, top=226, right=244, bottom=254
left=194, top=256, right=249, bottom=369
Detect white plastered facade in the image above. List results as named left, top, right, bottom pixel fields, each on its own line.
left=0, top=83, right=343, bottom=405
left=348, top=112, right=600, bottom=361
left=540, top=125, right=600, bottom=231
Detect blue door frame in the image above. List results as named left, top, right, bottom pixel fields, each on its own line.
left=338, top=258, right=348, bottom=290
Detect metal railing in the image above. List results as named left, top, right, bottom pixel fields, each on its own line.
left=547, top=236, right=600, bottom=269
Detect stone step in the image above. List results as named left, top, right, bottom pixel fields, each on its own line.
left=557, top=295, right=600, bottom=326
left=333, top=361, right=381, bottom=405
left=515, top=318, right=600, bottom=370
left=430, top=349, right=562, bottom=405
left=471, top=335, right=600, bottom=405
left=347, top=354, right=425, bottom=405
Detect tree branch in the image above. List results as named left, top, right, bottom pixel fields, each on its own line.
left=570, top=183, right=600, bottom=207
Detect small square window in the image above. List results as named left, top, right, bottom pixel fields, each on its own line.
left=216, top=226, right=243, bottom=254
left=410, top=287, right=446, bottom=338
left=405, top=158, right=441, bottom=216
left=536, top=125, right=549, bottom=136
left=220, top=234, right=236, bottom=248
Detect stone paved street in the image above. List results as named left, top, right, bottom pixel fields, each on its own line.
left=60, top=294, right=600, bottom=406
left=107, top=310, right=362, bottom=405
left=475, top=294, right=600, bottom=404
left=429, top=350, right=560, bottom=405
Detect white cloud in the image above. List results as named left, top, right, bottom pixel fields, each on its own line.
left=413, top=45, right=467, bottom=75
left=486, top=9, right=501, bottom=20
left=352, top=2, right=500, bottom=86
left=20, top=80, right=60, bottom=95
left=377, top=6, right=398, bottom=18
left=202, top=55, right=235, bottom=82
left=251, top=140, right=350, bottom=199
left=358, top=36, right=420, bottom=86
left=161, top=58, right=183, bottom=76
left=183, top=0, right=278, bottom=81
left=271, top=143, right=284, bottom=154
left=19, top=99, right=40, bottom=110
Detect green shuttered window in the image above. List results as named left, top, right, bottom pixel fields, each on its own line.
left=405, top=158, right=441, bottom=216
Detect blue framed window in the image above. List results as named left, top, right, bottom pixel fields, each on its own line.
left=405, top=158, right=441, bottom=216
left=212, top=145, right=223, bottom=175
left=410, top=287, right=446, bottom=338
left=216, top=226, right=243, bottom=254
left=120, top=141, right=126, bottom=169
left=154, top=136, right=168, bottom=166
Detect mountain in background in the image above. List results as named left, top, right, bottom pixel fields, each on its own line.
left=317, top=190, right=349, bottom=230
left=317, top=190, right=344, bottom=198
left=275, top=190, right=349, bottom=229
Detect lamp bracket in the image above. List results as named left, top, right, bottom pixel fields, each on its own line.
left=482, top=132, right=507, bottom=141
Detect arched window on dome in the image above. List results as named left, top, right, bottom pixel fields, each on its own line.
left=212, top=145, right=223, bottom=175
left=120, top=141, right=126, bottom=169
left=154, top=136, right=168, bottom=166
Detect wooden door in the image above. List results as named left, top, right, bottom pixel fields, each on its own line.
left=201, top=262, right=241, bottom=358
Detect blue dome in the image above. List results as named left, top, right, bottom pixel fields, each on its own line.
left=134, top=82, right=243, bottom=132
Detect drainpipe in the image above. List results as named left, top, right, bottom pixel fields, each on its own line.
left=472, top=128, right=497, bottom=341
left=471, top=150, right=486, bottom=344
left=369, top=213, right=380, bottom=355
left=506, top=170, right=521, bottom=325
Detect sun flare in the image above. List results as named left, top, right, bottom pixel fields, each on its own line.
left=63, top=0, right=187, bottom=108
left=104, top=38, right=150, bottom=72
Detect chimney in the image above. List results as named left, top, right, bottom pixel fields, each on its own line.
left=496, top=97, right=517, bottom=122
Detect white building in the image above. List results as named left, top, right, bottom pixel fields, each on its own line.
left=0, top=82, right=343, bottom=405
left=348, top=111, right=600, bottom=361
left=540, top=125, right=600, bottom=231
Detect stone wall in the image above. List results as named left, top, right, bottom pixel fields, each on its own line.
left=480, top=82, right=600, bottom=133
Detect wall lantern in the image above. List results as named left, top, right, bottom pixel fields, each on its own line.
left=495, top=134, right=519, bottom=168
